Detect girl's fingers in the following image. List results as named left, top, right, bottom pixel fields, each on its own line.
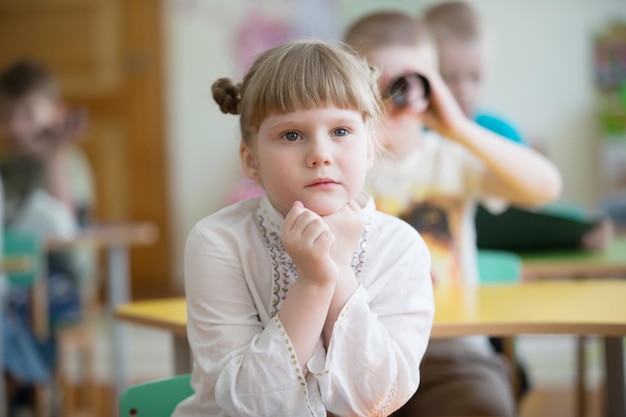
left=314, top=230, right=335, bottom=250
left=283, top=202, right=308, bottom=232
left=346, top=200, right=361, bottom=213
left=283, top=203, right=331, bottom=246
left=301, top=217, right=331, bottom=242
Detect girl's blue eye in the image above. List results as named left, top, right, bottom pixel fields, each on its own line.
left=283, top=131, right=300, bottom=142
left=333, top=128, right=349, bottom=137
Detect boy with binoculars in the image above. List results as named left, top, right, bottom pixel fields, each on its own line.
left=344, top=10, right=562, bottom=417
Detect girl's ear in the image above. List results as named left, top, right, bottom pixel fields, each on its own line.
left=239, top=143, right=260, bottom=181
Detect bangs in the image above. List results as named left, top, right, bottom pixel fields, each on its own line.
left=242, top=42, right=380, bottom=130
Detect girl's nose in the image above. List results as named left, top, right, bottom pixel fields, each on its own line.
left=307, top=138, right=332, bottom=167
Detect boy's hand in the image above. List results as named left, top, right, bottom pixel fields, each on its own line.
left=377, top=57, right=469, bottom=144
left=581, top=219, right=614, bottom=250
left=418, top=69, right=469, bottom=141
left=39, top=107, right=89, bottom=156
left=322, top=200, right=364, bottom=270
left=281, top=201, right=338, bottom=286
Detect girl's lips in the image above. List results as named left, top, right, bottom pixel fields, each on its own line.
left=306, top=178, right=337, bottom=187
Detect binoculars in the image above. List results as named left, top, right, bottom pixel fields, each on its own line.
left=385, top=73, right=431, bottom=111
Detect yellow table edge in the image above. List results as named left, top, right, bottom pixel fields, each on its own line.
left=115, top=280, right=626, bottom=339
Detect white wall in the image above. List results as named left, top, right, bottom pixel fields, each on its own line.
left=457, top=1, right=626, bottom=206
left=164, top=0, right=312, bottom=290
left=164, top=0, right=626, bottom=288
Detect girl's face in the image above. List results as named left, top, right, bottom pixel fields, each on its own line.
left=0, top=92, right=62, bottom=157
left=240, top=106, right=372, bottom=217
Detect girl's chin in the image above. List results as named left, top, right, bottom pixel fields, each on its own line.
left=270, top=198, right=342, bottom=218
left=302, top=201, right=345, bottom=217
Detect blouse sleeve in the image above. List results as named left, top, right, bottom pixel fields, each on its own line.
left=307, top=221, right=434, bottom=416
left=182, top=222, right=325, bottom=417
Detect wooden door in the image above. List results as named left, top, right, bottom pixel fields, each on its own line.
left=0, top=0, right=174, bottom=299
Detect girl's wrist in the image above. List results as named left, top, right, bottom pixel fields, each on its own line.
left=295, top=273, right=337, bottom=291
left=292, top=278, right=336, bottom=302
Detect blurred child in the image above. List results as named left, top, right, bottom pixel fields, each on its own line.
left=424, top=1, right=614, bottom=252
left=344, top=11, right=562, bottom=416
left=174, top=40, right=434, bottom=417
left=423, top=1, right=526, bottom=145
left=0, top=59, right=95, bottom=413
left=422, top=0, right=536, bottom=394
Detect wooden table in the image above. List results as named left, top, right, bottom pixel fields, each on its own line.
left=521, top=235, right=626, bottom=279
left=519, top=235, right=626, bottom=416
left=115, top=296, right=189, bottom=374
left=44, top=221, right=159, bottom=409
left=116, top=280, right=626, bottom=417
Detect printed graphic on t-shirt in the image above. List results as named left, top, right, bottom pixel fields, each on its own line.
left=377, top=195, right=464, bottom=286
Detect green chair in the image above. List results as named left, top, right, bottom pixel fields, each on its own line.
left=542, top=200, right=590, bottom=222
left=119, top=373, right=193, bottom=417
left=2, top=230, right=47, bottom=337
left=1, top=229, right=42, bottom=415
left=477, top=249, right=523, bottom=285
left=3, top=229, right=41, bottom=287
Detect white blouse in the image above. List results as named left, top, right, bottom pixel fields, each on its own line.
left=173, top=194, right=434, bottom=417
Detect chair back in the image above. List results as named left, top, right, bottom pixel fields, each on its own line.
left=542, top=200, right=590, bottom=222
left=477, top=249, right=522, bottom=285
left=3, top=229, right=41, bottom=287
left=120, top=373, right=193, bottom=417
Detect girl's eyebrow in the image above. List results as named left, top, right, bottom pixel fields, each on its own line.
left=266, top=115, right=363, bottom=131
left=265, top=121, right=295, bottom=130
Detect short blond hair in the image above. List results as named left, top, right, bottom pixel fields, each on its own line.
left=423, top=1, right=483, bottom=43
left=343, top=11, right=434, bottom=57
left=212, top=40, right=383, bottom=146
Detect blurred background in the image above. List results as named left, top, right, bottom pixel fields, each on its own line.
left=1, top=1, right=625, bottom=416
left=164, top=0, right=626, bottom=295
left=2, top=0, right=625, bottom=299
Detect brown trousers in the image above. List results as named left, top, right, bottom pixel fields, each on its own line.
left=391, top=350, right=517, bottom=417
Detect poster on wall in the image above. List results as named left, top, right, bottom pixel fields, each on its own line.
left=593, top=21, right=626, bottom=224
left=170, top=0, right=339, bottom=75
left=594, top=22, right=626, bottom=138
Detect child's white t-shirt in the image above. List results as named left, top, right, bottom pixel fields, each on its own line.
left=366, top=130, right=505, bottom=356
left=367, top=130, right=505, bottom=287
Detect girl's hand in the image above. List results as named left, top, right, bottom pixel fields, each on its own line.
left=281, top=201, right=338, bottom=286
left=322, top=200, right=364, bottom=270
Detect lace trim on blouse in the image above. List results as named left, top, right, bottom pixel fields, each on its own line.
left=256, top=197, right=371, bottom=316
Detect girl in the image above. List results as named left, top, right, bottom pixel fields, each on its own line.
left=174, top=40, right=434, bottom=417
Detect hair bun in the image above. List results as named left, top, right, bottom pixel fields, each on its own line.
left=212, top=78, right=241, bottom=115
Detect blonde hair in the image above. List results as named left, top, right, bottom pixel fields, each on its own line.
left=343, top=11, right=434, bottom=57
left=423, top=1, right=483, bottom=43
left=212, top=40, right=383, bottom=146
